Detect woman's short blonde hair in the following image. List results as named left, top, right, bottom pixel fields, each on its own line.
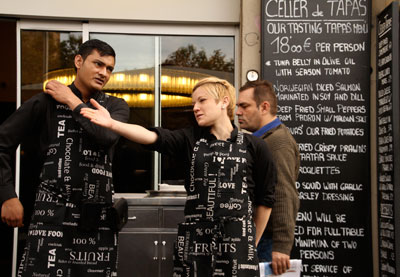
left=192, top=77, right=236, bottom=120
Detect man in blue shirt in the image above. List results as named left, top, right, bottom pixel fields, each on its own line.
left=236, top=80, right=300, bottom=275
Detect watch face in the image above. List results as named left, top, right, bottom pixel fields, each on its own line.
left=246, top=70, right=259, bottom=81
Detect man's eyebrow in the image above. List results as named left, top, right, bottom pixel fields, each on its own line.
left=93, top=59, right=105, bottom=65
left=94, top=59, right=114, bottom=71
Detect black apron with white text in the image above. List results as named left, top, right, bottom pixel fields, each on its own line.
left=173, top=132, right=259, bottom=277
left=18, top=94, right=118, bottom=277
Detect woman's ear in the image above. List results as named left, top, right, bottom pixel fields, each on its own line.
left=222, top=96, right=230, bottom=108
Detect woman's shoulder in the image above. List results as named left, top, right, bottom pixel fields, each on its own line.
left=241, top=131, right=264, bottom=144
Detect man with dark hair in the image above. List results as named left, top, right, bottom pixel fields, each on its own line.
left=77, top=39, right=116, bottom=61
left=0, top=39, right=129, bottom=276
left=236, top=80, right=300, bottom=275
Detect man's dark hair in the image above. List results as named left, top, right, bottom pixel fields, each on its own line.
left=239, top=80, right=277, bottom=116
left=78, top=39, right=116, bottom=61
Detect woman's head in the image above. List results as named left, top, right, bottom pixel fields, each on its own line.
left=192, top=77, right=236, bottom=120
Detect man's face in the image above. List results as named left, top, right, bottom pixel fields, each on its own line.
left=236, top=88, right=263, bottom=132
left=75, top=49, right=115, bottom=92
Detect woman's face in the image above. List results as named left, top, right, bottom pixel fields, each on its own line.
left=192, top=87, right=223, bottom=127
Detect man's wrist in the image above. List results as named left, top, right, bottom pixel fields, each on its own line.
left=67, top=96, right=83, bottom=110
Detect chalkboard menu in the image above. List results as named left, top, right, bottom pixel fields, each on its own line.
left=261, top=0, right=372, bottom=276
left=376, top=2, right=400, bottom=276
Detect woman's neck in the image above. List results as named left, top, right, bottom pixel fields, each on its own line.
left=210, top=117, right=233, bottom=141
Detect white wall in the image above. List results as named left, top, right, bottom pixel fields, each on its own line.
left=0, top=0, right=240, bottom=24
left=240, top=0, right=261, bottom=86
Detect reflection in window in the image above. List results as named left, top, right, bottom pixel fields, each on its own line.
left=86, top=35, right=235, bottom=191
left=21, top=31, right=81, bottom=102
left=28, top=33, right=235, bottom=193
left=90, top=33, right=156, bottom=193
left=160, top=36, right=235, bottom=185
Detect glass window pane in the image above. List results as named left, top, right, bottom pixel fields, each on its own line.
left=0, top=20, right=17, bottom=125
left=21, top=32, right=235, bottom=193
left=90, top=33, right=156, bottom=193
left=21, top=31, right=82, bottom=102
left=160, top=36, right=235, bottom=184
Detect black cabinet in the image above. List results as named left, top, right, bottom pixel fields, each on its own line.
left=116, top=196, right=185, bottom=277
left=118, top=232, right=177, bottom=277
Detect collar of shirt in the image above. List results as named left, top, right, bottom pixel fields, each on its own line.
left=202, top=123, right=238, bottom=142
left=252, top=117, right=282, bottom=138
left=69, top=82, right=101, bottom=103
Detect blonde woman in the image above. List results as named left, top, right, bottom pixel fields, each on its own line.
left=81, top=77, right=276, bottom=276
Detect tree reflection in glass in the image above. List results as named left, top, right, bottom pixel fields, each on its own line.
left=160, top=36, right=234, bottom=185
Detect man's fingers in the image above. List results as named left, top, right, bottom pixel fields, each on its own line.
left=278, top=261, right=285, bottom=275
left=6, top=218, right=14, bottom=227
left=8, top=217, right=24, bottom=228
left=17, top=219, right=24, bottom=228
left=285, top=259, right=291, bottom=270
left=45, top=80, right=56, bottom=90
left=271, top=261, right=278, bottom=275
left=9, top=215, right=22, bottom=227
left=44, top=82, right=58, bottom=95
left=276, top=262, right=282, bottom=275
left=44, top=83, right=51, bottom=93
left=44, top=89, right=54, bottom=95
left=272, top=259, right=288, bottom=275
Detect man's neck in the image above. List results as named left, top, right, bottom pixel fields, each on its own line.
left=259, top=115, right=277, bottom=130
left=74, top=80, right=94, bottom=103
left=252, top=116, right=281, bottom=137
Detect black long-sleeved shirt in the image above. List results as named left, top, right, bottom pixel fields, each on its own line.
left=0, top=83, right=129, bottom=204
left=149, top=126, right=276, bottom=207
